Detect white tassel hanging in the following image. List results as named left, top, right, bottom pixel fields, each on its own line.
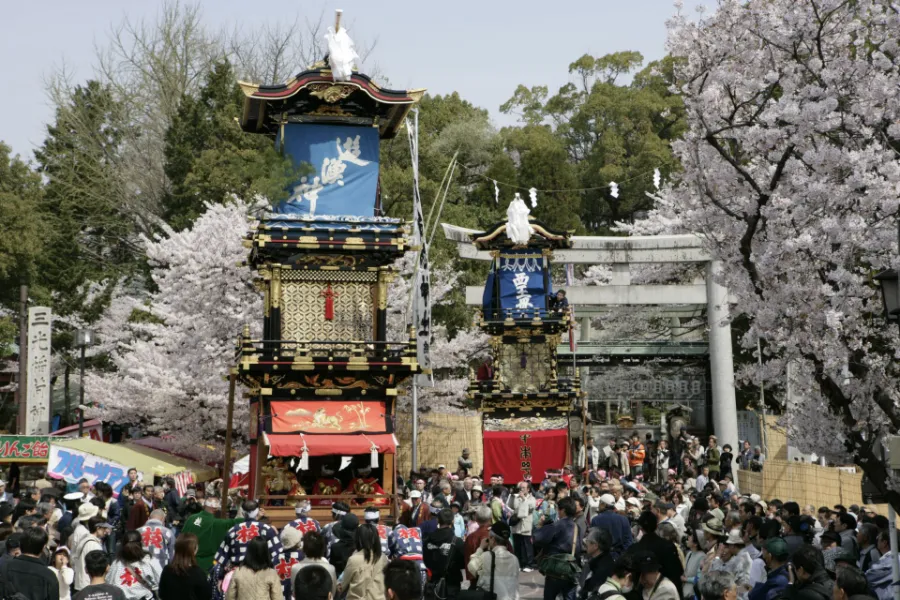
left=653, top=168, right=661, bottom=190
left=370, top=443, right=379, bottom=468
left=493, top=180, right=500, bottom=204
left=609, top=182, right=619, bottom=198
left=299, top=438, right=310, bottom=470
left=529, top=187, right=538, bottom=208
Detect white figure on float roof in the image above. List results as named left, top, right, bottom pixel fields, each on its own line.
left=325, top=10, right=359, bottom=82
left=506, top=193, right=533, bottom=245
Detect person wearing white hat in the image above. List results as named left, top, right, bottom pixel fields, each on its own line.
left=709, top=528, right=753, bottom=599
left=57, top=492, right=85, bottom=546
left=287, top=500, right=321, bottom=536
left=277, top=524, right=305, bottom=599
left=0, top=480, right=12, bottom=504
left=589, top=494, right=633, bottom=558
left=71, top=517, right=113, bottom=593
left=399, top=490, right=430, bottom=528
left=68, top=502, right=99, bottom=554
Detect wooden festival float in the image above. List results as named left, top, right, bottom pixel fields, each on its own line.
left=462, top=201, right=580, bottom=483
left=233, top=17, right=423, bottom=525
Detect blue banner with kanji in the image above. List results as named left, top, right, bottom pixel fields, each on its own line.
left=275, top=124, right=380, bottom=217
left=498, top=252, right=546, bottom=312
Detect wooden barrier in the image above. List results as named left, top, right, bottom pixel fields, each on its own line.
left=258, top=494, right=399, bottom=527
left=395, top=412, right=483, bottom=478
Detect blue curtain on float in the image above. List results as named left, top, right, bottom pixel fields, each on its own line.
left=274, top=124, right=380, bottom=217
left=497, top=251, right=547, bottom=315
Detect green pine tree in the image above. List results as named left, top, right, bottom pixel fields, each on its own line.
left=162, top=60, right=298, bottom=229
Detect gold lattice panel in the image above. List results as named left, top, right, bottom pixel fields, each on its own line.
left=281, top=281, right=373, bottom=346
left=497, top=343, right=552, bottom=393
left=282, top=270, right=378, bottom=283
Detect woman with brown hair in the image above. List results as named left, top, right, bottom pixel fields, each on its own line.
left=159, top=533, right=211, bottom=600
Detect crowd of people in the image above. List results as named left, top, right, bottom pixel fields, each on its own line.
left=0, top=433, right=890, bottom=600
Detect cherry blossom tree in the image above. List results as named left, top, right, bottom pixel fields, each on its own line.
left=87, top=201, right=486, bottom=449
left=647, top=0, right=900, bottom=503
left=86, top=200, right=261, bottom=450
left=387, top=253, right=489, bottom=414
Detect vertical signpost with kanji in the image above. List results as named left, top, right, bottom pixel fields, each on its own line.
left=25, top=307, right=52, bottom=435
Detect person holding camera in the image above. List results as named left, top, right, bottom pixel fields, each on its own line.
left=467, top=522, right=520, bottom=600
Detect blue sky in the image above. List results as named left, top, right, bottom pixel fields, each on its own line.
left=1, top=0, right=713, bottom=161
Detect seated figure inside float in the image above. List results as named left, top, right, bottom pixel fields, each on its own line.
left=260, top=456, right=388, bottom=507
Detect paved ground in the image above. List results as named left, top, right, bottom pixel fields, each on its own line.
left=518, top=570, right=547, bottom=599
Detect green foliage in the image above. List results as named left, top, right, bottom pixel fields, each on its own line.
left=0, top=316, right=15, bottom=358
left=502, top=124, right=582, bottom=231
left=501, top=52, right=686, bottom=232
left=162, top=60, right=299, bottom=229
left=380, top=93, right=506, bottom=333
left=0, top=143, right=43, bottom=308
left=33, top=80, right=137, bottom=321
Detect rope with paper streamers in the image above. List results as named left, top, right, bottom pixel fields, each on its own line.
left=476, top=167, right=664, bottom=206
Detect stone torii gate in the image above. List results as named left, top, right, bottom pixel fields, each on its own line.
left=442, top=225, right=739, bottom=463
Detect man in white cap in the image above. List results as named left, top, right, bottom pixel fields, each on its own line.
left=287, top=500, right=321, bottom=535
left=589, top=494, right=633, bottom=558
left=57, top=492, right=84, bottom=545
left=69, top=501, right=99, bottom=553
left=709, top=528, right=753, bottom=598
left=364, top=507, right=399, bottom=558
left=400, top=490, right=430, bottom=528
left=0, top=480, right=11, bottom=504
left=277, top=525, right=304, bottom=598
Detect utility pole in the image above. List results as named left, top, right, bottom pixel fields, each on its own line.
left=220, top=369, right=237, bottom=518
left=17, top=286, right=28, bottom=434
left=78, top=343, right=86, bottom=438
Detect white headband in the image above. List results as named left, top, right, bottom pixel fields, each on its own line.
left=247, top=508, right=260, bottom=519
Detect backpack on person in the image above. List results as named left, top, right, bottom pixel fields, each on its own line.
left=493, top=496, right=513, bottom=525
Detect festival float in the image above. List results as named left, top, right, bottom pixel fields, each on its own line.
left=448, top=196, right=580, bottom=483
left=234, top=12, right=424, bottom=524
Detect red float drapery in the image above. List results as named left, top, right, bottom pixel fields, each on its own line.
left=265, top=433, right=397, bottom=457
left=483, top=428, right=568, bottom=482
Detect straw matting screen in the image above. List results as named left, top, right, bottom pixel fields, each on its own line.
left=760, top=415, right=789, bottom=461
left=396, top=412, right=483, bottom=478
left=738, top=460, right=863, bottom=508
